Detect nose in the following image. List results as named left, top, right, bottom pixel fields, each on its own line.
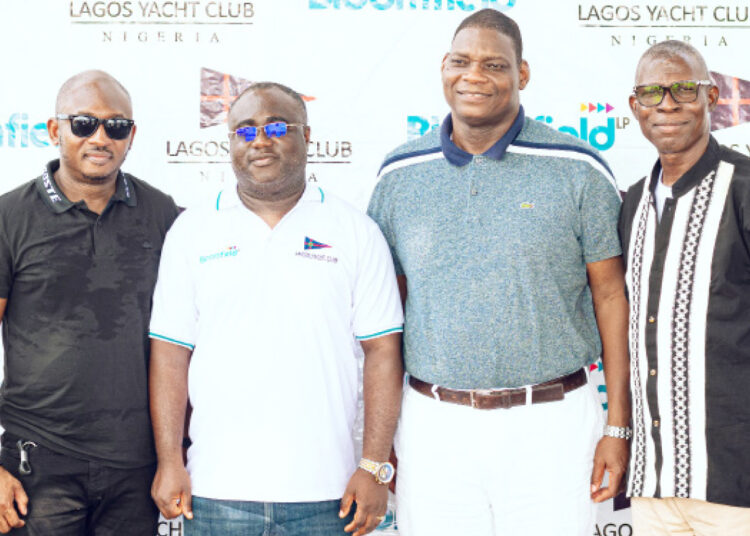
left=250, top=128, right=273, bottom=148
left=657, top=87, right=680, bottom=111
left=87, top=122, right=111, bottom=145
left=461, top=60, right=487, bottom=82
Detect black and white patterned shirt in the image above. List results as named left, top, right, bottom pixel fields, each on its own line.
left=619, top=137, right=750, bottom=508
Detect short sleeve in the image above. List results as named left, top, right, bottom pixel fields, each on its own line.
left=366, top=178, right=404, bottom=276
left=149, top=214, right=198, bottom=350
left=580, top=166, right=623, bottom=264
left=352, top=218, right=404, bottom=341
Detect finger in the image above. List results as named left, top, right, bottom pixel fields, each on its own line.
left=2, top=507, right=22, bottom=529
left=180, top=491, right=193, bottom=520
left=0, top=516, right=10, bottom=534
left=339, top=492, right=354, bottom=519
left=158, top=494, right=182, bottom=519
left=344, top=505, right=367, bottom=533
left=354, top=514, right=380, bottom=536
left=13, top=484, right=28, bottom=516
left=590, top=459, right=605, bottom=494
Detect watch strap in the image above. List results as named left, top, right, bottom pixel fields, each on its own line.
left=603, top=424, right=633, bottom=440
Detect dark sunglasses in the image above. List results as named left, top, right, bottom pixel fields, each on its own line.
left=632, top=80, right=713, bottom=107
left=56, top=114, right=135, bottom=140
left=229, top=122, right=306, bottom=142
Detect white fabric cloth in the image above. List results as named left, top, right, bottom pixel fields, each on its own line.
left=394, top=375, right=603, bottom=536
left=654, top=170, right=673, bottom=221
left=149, top=184, right=403, bottom=502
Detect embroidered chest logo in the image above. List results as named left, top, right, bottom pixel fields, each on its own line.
left=304, top=237, right=331, bottom=250
left=520, top=202, right=535, bottom=209
left=199, top=245, right=239, bottom=264
left=297, top=236, right=337, bottom=263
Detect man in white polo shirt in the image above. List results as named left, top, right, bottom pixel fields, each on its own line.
left=148, top=82, right=404, bottom=536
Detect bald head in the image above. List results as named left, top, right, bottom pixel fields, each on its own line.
left=55, top=70, right=132, bottom=115
left=635, top=40, right=710, bottom=83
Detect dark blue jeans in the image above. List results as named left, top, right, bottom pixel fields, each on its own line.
left=185, top=496, right=355, bottom=536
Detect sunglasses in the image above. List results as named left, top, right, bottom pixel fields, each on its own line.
left=229, top=122, right=306, bottom=142
left=56, top=114, right=135, bottom=140
left=632, top=80, right=713, bottom=107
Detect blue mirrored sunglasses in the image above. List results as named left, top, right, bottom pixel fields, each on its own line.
left=230, top=122, right=306, bottom=142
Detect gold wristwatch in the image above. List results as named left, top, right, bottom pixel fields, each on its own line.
left=358, top=458, right=395, bottom=485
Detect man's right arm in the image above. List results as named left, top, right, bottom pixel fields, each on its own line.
left=0, top=298, right=28, bottom=533
left=150, top=339, right=193, bottom=521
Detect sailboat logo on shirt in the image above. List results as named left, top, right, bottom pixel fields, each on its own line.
left=304, top=237, right=331, bottom=250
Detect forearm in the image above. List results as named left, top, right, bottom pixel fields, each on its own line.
left=360, top=333, right=403, bottom=461
left=150, top=339, right=192, bottom=466
left=595, top=293, right=631, bottom=427
left=588, top=256, right=631, bottom=428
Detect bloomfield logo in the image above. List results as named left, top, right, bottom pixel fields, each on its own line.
left=199, top=245, right=238, bottom=263
left=710, top=70, right=750, bottom=131
left=535, top=101, right=629, bottom=151
left=0, top=114, right=50, bottom=148
left=310, top=0, right=515, bottom=10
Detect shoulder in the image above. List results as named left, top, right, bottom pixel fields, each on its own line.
left=0, top=178, right=41, bottom=218
left=620, top=176, right=648, bottom=221
left=511, top=118, right=616, bottom=184
left=719, top=145, right=750, bottom=179
left=377, top=129, right=443, bottom=179
left=318, top=188, right=379, bottom=229
left=124, top=173, right=178, bottom=209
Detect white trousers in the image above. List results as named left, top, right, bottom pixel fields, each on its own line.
left=394, top=375, right=603, bottom=536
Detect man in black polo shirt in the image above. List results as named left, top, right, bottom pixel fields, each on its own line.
left=621, top=41, right=750, bottom=534
left=0, top=70, right=178, bottom=534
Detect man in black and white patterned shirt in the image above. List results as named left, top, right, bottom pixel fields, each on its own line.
left=620, top=40, right=750, bottom=535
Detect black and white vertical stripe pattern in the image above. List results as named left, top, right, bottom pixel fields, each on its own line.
left=626, top=162, right=734, bottom=501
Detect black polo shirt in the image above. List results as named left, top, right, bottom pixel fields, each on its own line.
left=0, top=160, right=179, bottom=468
left=619, top=138, right=750, bottom=507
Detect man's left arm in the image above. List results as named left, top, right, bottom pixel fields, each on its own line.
left=340, top=332, right=403, bottom=536
left=587, top=255, right=630, bottom=503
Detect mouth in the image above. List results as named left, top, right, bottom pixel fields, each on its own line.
left=250, top=153, right=278, bottom=167
left=653, top=121, right=689, bottom=132
left=84, top=151, right=113, bottom=165
left=457, top=89, right=492, bottom=100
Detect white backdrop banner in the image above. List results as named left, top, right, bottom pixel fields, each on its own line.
left=1, top=1, right=750, bottom=534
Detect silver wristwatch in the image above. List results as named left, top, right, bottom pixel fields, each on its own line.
left=603, top=424, right=633, bottom=440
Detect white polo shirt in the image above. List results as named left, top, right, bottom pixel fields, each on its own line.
left=149, top=184, right=403, bottom=502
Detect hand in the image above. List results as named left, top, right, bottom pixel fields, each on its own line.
left=0, top=466, right=27, bottom=533
left=590, top=435, right=629, bottom=503
left=151, top=461, right=193, bottom=520
left=340, top=469, right=388, bottom=536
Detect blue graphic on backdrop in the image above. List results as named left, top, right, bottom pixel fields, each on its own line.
left=0, top=114, right=50, bottom=148
left=310, top=0, right=515, bottom=11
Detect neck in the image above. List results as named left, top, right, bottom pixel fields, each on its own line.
left=659, top=135, right=710, bottom=187
left=237, top=182, right=305, bottom=229
left=451, top=111, right=517, bottom=155
left=53, top=168, right=118, bottom=215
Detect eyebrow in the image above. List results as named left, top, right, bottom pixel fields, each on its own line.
left=232, top=115, right=293, bottom=129
left=448, top=52, right=510, bottom=62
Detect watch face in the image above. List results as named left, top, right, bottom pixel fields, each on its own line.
left=377, top=463, right=394, bottom=484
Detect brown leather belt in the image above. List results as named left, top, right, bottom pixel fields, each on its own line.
left=408, top=368, right=587, bottom=410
